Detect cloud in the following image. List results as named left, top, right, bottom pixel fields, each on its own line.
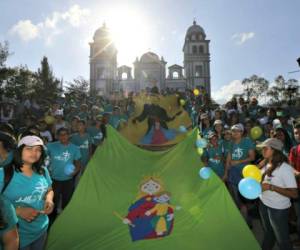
left=10, top=20, right=39, bottom=41
left=231, top=32, right=255, bottom=45
left=9, top=4, right=90, bottom=44
left=212, top=80, right=244, bottom=104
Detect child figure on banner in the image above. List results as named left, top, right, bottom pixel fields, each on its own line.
left=145, top=191, right=181, bottom=236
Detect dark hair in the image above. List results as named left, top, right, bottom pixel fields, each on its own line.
left=78, top=120, right=86, bottom=126
left=265, top=149, right=287, bottom=177
left=57, top=127, right=69, bottom=135
left=275, top=127, right=293, bottom=152
left=7, top=144, right=46, bottom=175
left=0, top=199, right=7, bottom=229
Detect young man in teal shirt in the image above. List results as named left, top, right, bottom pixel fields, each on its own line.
left=225, top=123, right=255, bottom=227
left=47, top=127, right=81, bottom=221
left=202, top=132, right=225, bottom=178
left=70, top=120, right=93, bottom=172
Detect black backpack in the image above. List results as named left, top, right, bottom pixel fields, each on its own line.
left=1, top=165, right=14, bottom=194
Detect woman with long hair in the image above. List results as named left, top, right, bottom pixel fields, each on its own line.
left=0, top=135, right=54, bottom=250
left=258, top=138, right=298, bottom=250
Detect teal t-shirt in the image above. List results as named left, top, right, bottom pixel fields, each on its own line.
left=109, top=115, right=122, bottom=129
left=202, top=127, right=214, bottom=139
left=70, top=133, right=93, bottom=167
left=47, top=142, right=81, bottom=181
left=87, top=127, right=103, bottom=146
left=228, top=137, right=255, bottom=185
left=0, top=152, right=13, bottom=168
left=0, top=167, right=52, bottom=248
left=222, top=140, right=232, bottom=157
left=203, top=144, right=225, bottom=177
left=78, top=112, right=89, bottom=121
left=0, top=196, right=18, bottom=250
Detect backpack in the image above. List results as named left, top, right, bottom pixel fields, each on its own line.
left=1, top=165, right=14, bottom=194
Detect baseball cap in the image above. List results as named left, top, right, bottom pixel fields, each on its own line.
left=207, top=131, right=217, bottom=139
left=213, top=120, right=223, bottom=126
left=257, top=138, right=283, bottom=151
left=231, top=123, right=244, bottom=132
left=54, top=109, right=64, bottom=116
left=18, top=135, right=44, bottom=148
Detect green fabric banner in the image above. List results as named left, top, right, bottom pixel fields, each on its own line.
left=46, top=126, right=260, bottom=250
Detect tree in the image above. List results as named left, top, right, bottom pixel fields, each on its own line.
left=241, top=75, right=269, bottom=101
left=267, top=76, right=299, bottom=105
left=2, top=66, right=37, bottom=100
left=35, top=56, right=62, bottom=102
left=0, top=41, right=10, bottom=67
left=65, top=76, right=89, bottom=100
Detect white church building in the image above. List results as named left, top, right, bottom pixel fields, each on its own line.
left=89, top=21, right=211, bottom=96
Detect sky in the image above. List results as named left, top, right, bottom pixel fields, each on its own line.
left=1, top=0, right=300, bottom=103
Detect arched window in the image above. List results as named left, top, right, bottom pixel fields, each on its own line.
left=121, top=72, right=128, bottom=80
left=97, top=68, right=104, bottom=79
left=199, top=45, right=204, bottom=54
left=172, top=72, right=179, bottom=79
left=192, top=45, right=197, bottom=54
left=195, top=65, right=203, bottom=77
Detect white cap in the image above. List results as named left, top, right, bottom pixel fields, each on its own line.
left=54, top=109, right=64, bottom=116
left=18, top=136, right=44, bottom=148
left=231, top=123, right=244, bottom=132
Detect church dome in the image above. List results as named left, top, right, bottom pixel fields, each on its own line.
left=93, top=23, right=111, bottom=41
left=140, top=52, right=160, bottom=63
left=185, top=20, right=206, bottom=40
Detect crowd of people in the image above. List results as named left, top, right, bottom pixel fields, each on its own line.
left=0, top=87, right=299, bottom=250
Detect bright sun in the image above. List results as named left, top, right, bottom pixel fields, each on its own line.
left=104, top=6, right=150, bottom=66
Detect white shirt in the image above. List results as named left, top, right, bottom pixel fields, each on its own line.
left=260, top=162, right=297, bottom=209
left=40, top=131, right=53, bottom=142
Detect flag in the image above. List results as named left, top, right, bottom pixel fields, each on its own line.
left=46, top=126, right=260, bottom=250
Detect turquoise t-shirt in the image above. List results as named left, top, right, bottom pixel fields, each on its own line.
left=78, top=112, right=89, bottom=121
left=203, top=144, right=225, bottom=178
left=228, top=137, right=255, bottom=185
left=202, top=127, right=214, bottom=139
left=109, top=115, right=122, bottom=129
left=47, top=142, right=81, bottom=181
left=0, top=167, right=52, bottom=248
left=221, top=140, right=232, bottom=157
left=0, top=196, right=18, bottom=250
left=0, top=152, right=13, bottom=168
left=87, top=127, right=103, bottom=146
left=70, top=133, right=93, bottom=167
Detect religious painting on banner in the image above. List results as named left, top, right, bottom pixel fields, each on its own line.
left=117, top=176, right=181, bottom=241
left=120, top=93, right=192, bottom=146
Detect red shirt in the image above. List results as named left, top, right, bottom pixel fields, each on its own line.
left=289, top=145, right=300, bottom=187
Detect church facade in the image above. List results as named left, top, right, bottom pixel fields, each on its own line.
left=89, top=21, right=211, bottom=96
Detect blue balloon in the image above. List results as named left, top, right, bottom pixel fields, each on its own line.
left=179, top=125, right=187, bottom=133
left=238, top=178, right=262, bottom=200
left=64, top=163, right=75, bottom=176
left=199, top=167, right=212, bottom=180
left=196, top=138, right=207, bottom=148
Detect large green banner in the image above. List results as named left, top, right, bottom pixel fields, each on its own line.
left=46, top=126, right=260, bottom=250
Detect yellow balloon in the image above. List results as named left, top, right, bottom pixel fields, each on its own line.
left=242, top=164, right=262, bottom=182
left=180, top=99, right=186, bottom=106
left=197, top=148, right=204, bottom=155
left=250, top=126, right=263, bottom=140
left=193, top=89, right=200, bottom=96
left=45, top=115, right=55, bottom=125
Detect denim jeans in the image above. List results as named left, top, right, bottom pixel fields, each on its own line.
left=293, top=196, right=300, bottom=238
left=20, top=231, right=47, bottom=250
left=259, top=200, right=293, bottom=250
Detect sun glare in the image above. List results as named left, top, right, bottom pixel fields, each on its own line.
left=104, top=6, right=150, bottom=66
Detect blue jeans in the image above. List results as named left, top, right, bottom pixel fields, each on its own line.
left=20, top=231, right=47, bottom=250
left=293, top=196, right=300, bottom=238
left=259, top=201, right=292, bottom=250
